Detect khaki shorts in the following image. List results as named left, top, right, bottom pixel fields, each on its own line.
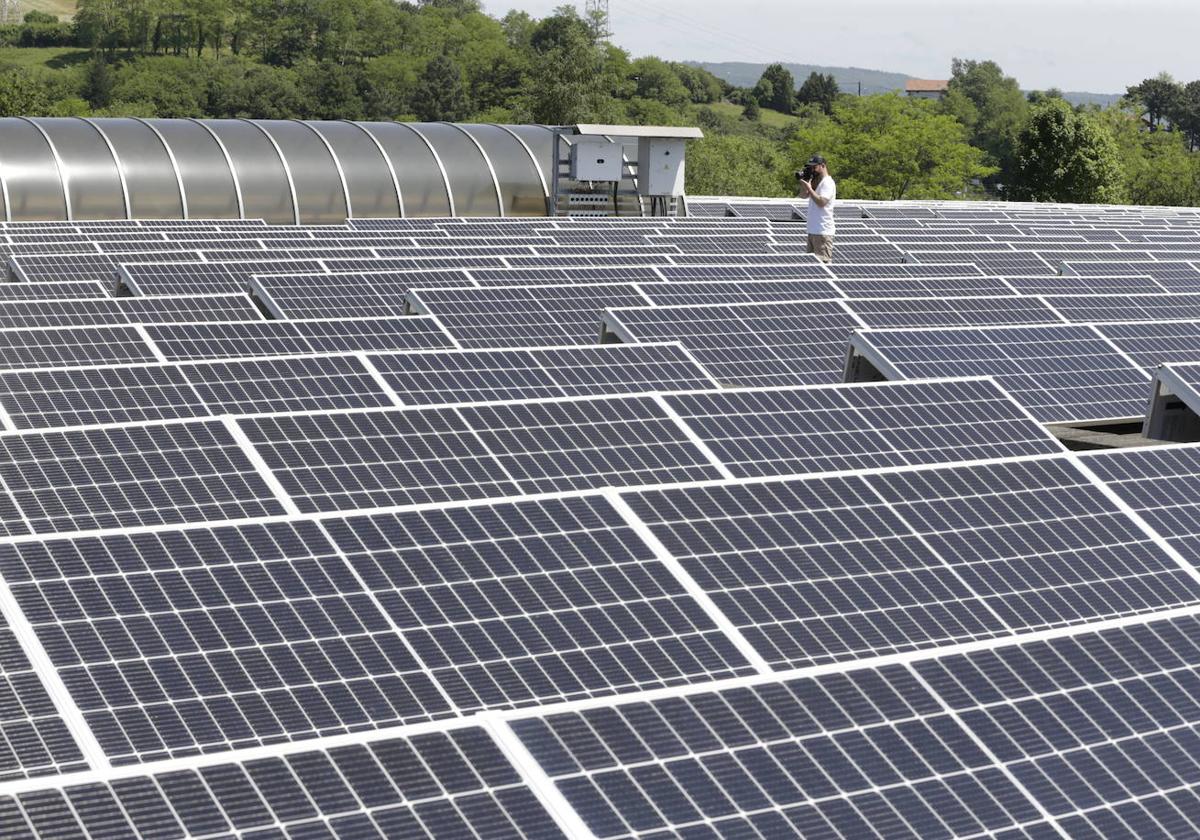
left=807, top=235, right=834, bottom=263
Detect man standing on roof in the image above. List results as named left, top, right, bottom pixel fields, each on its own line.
left=798, top=155, right=836, bottom=263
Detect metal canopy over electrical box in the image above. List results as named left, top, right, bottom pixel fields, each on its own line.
left=569, top=138, right=623, bottom=181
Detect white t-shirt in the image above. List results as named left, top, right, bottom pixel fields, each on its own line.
left=807, top=176, right=837, bottom=236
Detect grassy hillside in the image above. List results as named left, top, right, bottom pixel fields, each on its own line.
left=0, top=45, right=88, bottom=69
left=14, top=0, right=75, bottom=19
left=700, top=101, right=796, bottom=129
left=690, top=61, right=908, bottom=96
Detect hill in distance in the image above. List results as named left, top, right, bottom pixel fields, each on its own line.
left=688, top=61, right=1121, bottom=109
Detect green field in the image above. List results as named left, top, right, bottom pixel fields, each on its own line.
left=701, top=101, right=798, bottom=129
left=15, top=0, right=75, bottom=19
left=0, top=45, right=88, bottom=69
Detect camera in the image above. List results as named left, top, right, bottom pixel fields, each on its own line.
left=796, top=164, right=821, bottom=185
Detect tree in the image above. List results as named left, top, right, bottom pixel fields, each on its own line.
left=411, top=53, right=470, bottom=120
left=796, top=72, right=838, bottom=114
left=628, top=57, right=689, bottom=109
left=756, top=63, right=795, bottom=114
left=943, top=58, right=1028, bottom=190
left=1170, top=80, right=1200, bottom=150
left=742, top=98, right=760, bottom=121
left=1126, top=72, right=1181, bottom=131
left=83, top=53, right=115, bottom=109
left=686, top=134, right=788, bottom=197
left=789, top=94, right=997, bottom=200
left=1100, top=106, right=1200, bottom=206
left=1010, top=98, right=1126, bottom=203
left=0, top=68, right=52, bottom=116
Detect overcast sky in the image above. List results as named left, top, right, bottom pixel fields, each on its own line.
left=485, top=0, right=1196, bottom=93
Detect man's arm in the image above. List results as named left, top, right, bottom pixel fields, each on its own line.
left=799, top=179, right=830, bottom=206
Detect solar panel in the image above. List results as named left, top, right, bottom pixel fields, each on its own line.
left=238, top=394, right=727, bottom=511
left=0, top=519, right=452, bottom=761
left=237, top=408, right=522, bottom=512
left=637, top=280, right=841, bottom=305
left=0, top=419, right=286, bottom=535
left=1062, top=260, right=1200, bottom=292
left=464, top=266, right=654, bottom=286
left=1042, top=293, right=1200, bottom=323
left=827, top=262, right=987, bottom=279
left=0, top=281, right=109, bottom=300
left=0, top=354, right=410, bottom=430
left=912, top=612, right=1200, bottom=837
left=1082, top=445, right=1200, bottom=561
left=455, top=397, right=726, bottom=493
left=1003, top=273, right=1167, bottom=295
left=409, top=284, right=651, bottom=348
left=119, top=260, right=325, bottom=296
left=1095, top=320, right=1200, bottom=369
left=834, top=276, right=1016, bottom=298
left=848, top=325, right=1152, bottom=422
left=368, top=343, right=718, bottom=405
left=0, top=295, right=263, bottom=329
left=179, top=355, right=399, bottom=416
left=9, top=252, right=203, bottom=283
left=323, top=495, right=753, bottom=710
left=0, top=726, right=565, bottom=837
left=0, top=326, right=157, bottom=370
left=513, top=665, right=1055, bottom=838
left=251, top=272, right=477, bottom=319
left=661, top=379, right=1063, bottom=476
left=0, top=611, right=87, bottom=780
left=144, top=317, right=456, bottom=361
left=909, top=251, right=1057, bottom=275
left=847, top=296, right=1064, bottom=328
left=603, top=300, right=865, bottom=387
left=0, top=364, right=210, bottom=429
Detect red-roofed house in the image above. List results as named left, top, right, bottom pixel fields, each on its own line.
left=905, top=79, right=950, bottom=100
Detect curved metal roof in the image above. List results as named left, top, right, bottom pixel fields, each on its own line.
left=0, top=118, right=556, bottom=223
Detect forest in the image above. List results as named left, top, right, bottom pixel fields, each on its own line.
left=1, top=0, right=1198, bottom=205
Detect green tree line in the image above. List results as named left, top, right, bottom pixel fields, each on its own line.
left=1, top=1, right=1198, bottom=206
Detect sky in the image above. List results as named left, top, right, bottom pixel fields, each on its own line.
left=485, top=0, right=1198, bottom=93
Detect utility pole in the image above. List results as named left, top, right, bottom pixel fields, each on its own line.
left=0, top=0, right=19, bottom=25
left=585, top=0, right=612, bottom=40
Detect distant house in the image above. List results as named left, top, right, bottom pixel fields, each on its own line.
left=905, top=79, right=950, bottom=100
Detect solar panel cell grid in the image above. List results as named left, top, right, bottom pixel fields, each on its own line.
left=851, top=325, right=1152, bottom=423
left=513, top=665, right=1055, bottom=839
left=0, top=520, right=452, bottom=762
left=323, top=495, right=753, bottom=710
left=410, top=284, right=651, bottom=348
left=605, top=300, right=864, bottom=387
left=914, top=613, right=1200, bottom=836
left=0, top=420, right=287, bottom=534
left=2, top=726, right=566, bottom=837
left=662, top=379, right=1063, bottom=477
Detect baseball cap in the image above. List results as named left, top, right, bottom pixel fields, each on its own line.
left=806, top=155, right=826, bottom=165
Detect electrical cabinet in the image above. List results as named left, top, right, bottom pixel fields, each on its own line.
left=569, top=139, right=623, bottom=181
left=637, top=138, right=686, bottom=196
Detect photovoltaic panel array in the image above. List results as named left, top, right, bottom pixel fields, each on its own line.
left=1094, top=320, right=1200, bottom=370
left=143, top=317, right=456, bottom=360
left=0, top=326, right=157, bottom=370
left=0, top=612, right=86, bottom=781
left=367, top=344, right=719, bottom=405
left=408, top=284, right=653, bottom=348
left=0, top=726, right=567, bottom=838
left=0, top=519, right=451, bottom=762
left=1082, top=445, right=1200, bottom=561
left=512, top=665, right=1058, bottom=839
left=848, top=296, right=1063, bottom=328
left=603, top=300, right=865, bottom=387
left=849, top=325, right=1152, bottom=422
left=659, top=379, right=1063, bottom=477
left=321, top=495, right=754, bottom=710
left=0, top=295, right=264, bottom=329
left=251, top=271, right=482, bottom=319
left=624, top=456, right=1200, bottom=668
left=0, top=420, right=286, bottom=535
left=237, top=397, right=726, bottom=513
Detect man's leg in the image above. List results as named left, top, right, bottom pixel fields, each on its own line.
left=814, top=235, right=833, bottom=264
